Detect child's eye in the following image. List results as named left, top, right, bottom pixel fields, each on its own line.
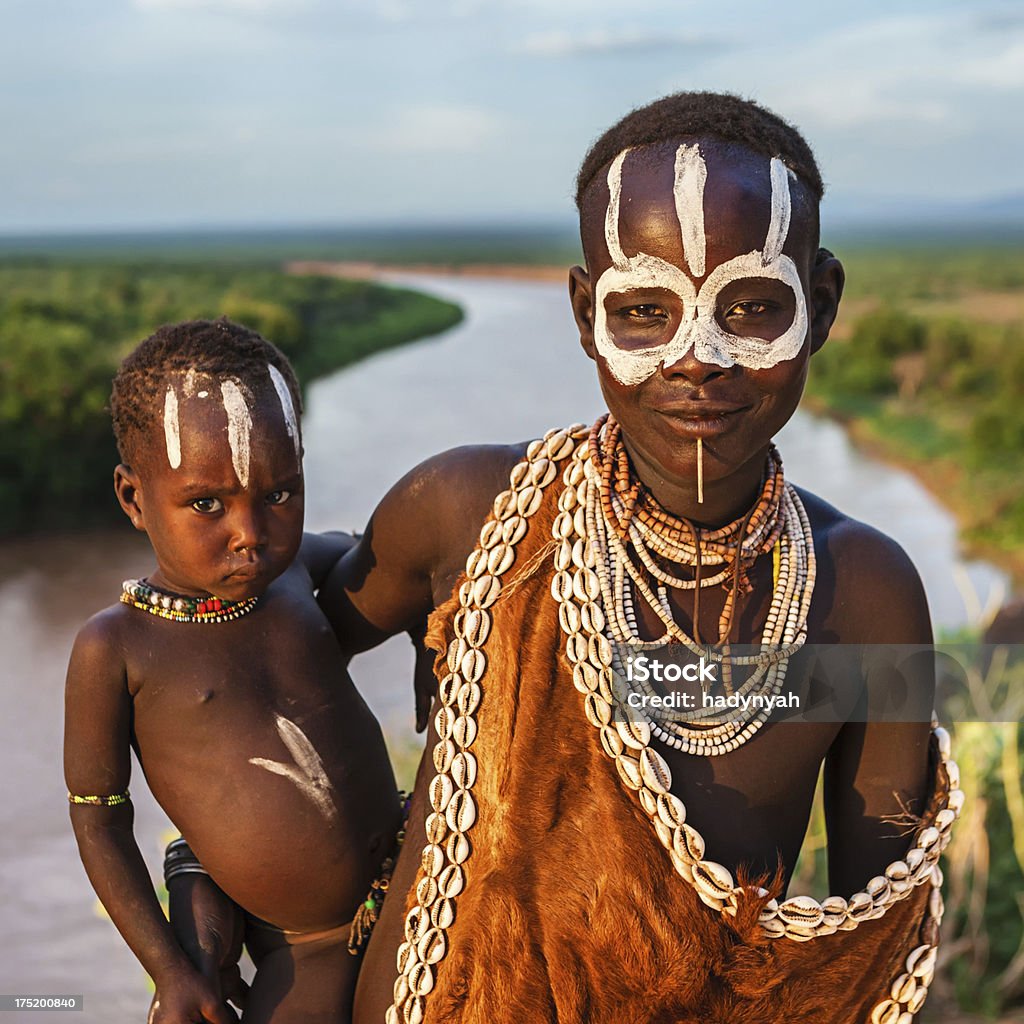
left=191, top=497, right=223, bottom=513
left=267, top=490, right=292, bottom=506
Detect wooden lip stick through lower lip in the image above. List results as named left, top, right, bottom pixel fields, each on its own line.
left=697, top=437, right=704, bottom=503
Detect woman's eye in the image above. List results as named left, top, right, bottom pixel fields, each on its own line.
left=624, top=304, right=668, bottom=321
left=726, top=300, right=772, bottom=317
left=191, top=497, right=223, bottom=513
left=266, top=490, right=291, bottom=506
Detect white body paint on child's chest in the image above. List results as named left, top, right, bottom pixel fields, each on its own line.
left=249, top=714, right=338, bottom=822
left=593, top=144, right=808, bottom=385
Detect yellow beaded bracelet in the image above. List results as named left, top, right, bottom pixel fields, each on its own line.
left=67, top=790, right=130, bottom=807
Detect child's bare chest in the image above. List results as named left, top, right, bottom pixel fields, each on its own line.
left=120, top=583, right=399, bottom=930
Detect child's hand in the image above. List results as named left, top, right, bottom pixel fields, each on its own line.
left=147, top=969, right=237, bottom=1024
left=167, top=871, right=249, bottom=1013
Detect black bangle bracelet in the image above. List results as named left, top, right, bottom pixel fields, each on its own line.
left=163, top=837, right=210, bottom=884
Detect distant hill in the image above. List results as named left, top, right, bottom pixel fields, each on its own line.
left=824, top=193, right=1024, bottom=243
left=0, top=210, right=1022, bottom=265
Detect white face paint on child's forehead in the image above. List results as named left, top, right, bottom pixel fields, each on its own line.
left=593, top=143, right=808, bottom=385
left=161, top=369, right=300, bottom=484
left=267, top=364, right=301, bottom=464
left=163, top=386, right=181, bottom=469
left=220, top=379, right=253, bottom=488
left=160, top=372, right=253, bottom=487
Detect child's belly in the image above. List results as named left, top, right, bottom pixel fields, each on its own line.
left=134, top=676, right=401, bottom=933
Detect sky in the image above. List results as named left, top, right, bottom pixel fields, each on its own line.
left=2, top=0, right=1023, bottom=233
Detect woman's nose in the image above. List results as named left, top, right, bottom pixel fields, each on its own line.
left=661, top=348, right=730, bottom=386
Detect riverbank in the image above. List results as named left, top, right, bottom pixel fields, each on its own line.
left=0, top=261, right=462, bottom=537
left=286, top=259, right=568, bottom=283
left=803, top=390, right=1024, bottom=589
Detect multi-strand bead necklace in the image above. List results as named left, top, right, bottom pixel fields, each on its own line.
left=582, top=414, right=815, bottom=755
left=120, top=579, right=259, bottom=623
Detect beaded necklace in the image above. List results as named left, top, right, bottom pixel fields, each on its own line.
left=581, top=414, right=814, bottom=754
left=120, top=579, right=259, bottom=623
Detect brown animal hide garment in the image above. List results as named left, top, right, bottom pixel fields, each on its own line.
left=408, top=432, right=951, bottom=1024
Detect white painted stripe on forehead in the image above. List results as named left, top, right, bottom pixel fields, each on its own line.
left=673, top=143, right=707, bottom=278
left=762, top=157, right=792, bottom=265
left=604, top=149, right=630, bottom=269
left=220, top=379, right=253, bottom=488
left=163, top=386, right=181, bottom=469
left=268, top=363, right=300, bottom=462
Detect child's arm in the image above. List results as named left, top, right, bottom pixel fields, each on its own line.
left=166, top=871, right=248, bottom=1012
left=298, top=530, right=359, bottom=591
left=64, top=616, right=235, bottom=1024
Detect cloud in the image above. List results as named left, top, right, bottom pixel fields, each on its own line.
left=132, top=0, right=314, bottom=10
left=733, top=13, right=978, bottom=133
left=366, top=104, right=502, bottom=155
left=518, top=29, right=725, bottom=59
left=956, top=40, right=1024, bottom=89
left=967, top=6, right=1024, bottom=34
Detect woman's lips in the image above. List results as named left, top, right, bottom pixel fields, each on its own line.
left=653, top=404, right=748, bottom=437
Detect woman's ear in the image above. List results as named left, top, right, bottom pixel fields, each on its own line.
left=569, top=265, right=597, bottom=362
left=809, top=247, right=845, bottom=355
left=114, top=465, right=146, bottom=531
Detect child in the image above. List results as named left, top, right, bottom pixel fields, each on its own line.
left=64, top=318, right=403, bottom=1024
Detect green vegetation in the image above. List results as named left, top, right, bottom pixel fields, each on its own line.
left=0, top=225, right=583, bottom=268
left=803, top=244, right=1024, bottom=1017
left=0, top=261, right=462, bottom=536
left=807, top=244, right=1024, bottom=581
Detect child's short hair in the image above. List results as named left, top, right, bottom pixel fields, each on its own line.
left=575, top=91, right=824, bottom=210
left=110, top=317, right=303, bottom=465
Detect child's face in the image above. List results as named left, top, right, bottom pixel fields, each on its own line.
left=116, top=375, right=304, bottom=600
left=572, top=138, right=839, bottom=492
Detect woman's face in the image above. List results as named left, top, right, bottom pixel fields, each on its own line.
left=571, top=138, right=836, bottom=501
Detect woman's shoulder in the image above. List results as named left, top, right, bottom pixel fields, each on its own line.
left=795, top=485, right=932, bottom=645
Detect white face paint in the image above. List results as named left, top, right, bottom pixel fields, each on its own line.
left=593, top=145, right=808, bottom=385
left=163, top=386, right=181, bottom=469
left=267, top=363, right=301, bottom=464
left=249, top=714, right=338, bottom=822
left=219, top=379, right=253, bottom=488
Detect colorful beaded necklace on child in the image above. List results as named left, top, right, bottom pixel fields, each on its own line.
left=120, top=579, right=259, bottom=623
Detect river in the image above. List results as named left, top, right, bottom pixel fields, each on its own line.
left=0, top=275, right=1007, bottom=1021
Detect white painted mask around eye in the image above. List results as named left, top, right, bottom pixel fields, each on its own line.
left=592, top=145, right=809, bottom=386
